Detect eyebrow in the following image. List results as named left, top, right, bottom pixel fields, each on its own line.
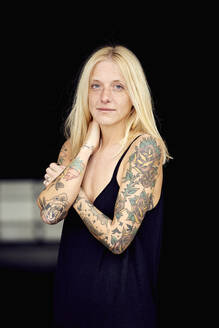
left=91, top=79, right=126, bottom=84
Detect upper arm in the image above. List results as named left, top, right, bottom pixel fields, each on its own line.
left=57, top=139, right=73, bottom=166
left=111, top=134, right=163, bottom=253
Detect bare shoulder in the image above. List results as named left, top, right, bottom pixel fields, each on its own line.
left=123, top=133, right=163, bottom=168
left=57, top=138, right=73, bottom=166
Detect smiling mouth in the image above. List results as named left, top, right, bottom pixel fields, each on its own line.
left=97, top=108, right=116, bottom=111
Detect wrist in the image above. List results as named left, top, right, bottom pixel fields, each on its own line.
left=81, top=144, right=94, bottom=153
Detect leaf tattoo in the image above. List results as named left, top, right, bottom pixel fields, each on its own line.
left=73, top=136, right=162, bottom=254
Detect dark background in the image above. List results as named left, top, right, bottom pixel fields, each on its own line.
left=0, top=8, right=203, bottom=328
left=1, top=11, right=188, bottom=180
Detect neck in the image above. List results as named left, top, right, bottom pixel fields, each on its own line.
left=99, top=122, right=126, bottom=149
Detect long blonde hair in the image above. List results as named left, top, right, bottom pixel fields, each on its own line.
left=64, top=45, right=171, bottom=164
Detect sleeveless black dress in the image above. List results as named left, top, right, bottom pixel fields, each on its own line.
left=53, top=136, right=164, bottom=328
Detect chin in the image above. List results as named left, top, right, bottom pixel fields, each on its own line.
left=91, top=115, right=116, bottom=126
left=100, top=120, right=125, bottom=128
left=98, top=120, right=116, bottom=126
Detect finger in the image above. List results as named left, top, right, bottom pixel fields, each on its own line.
left=46, top=167, right=57, bottom=176
left=45, top=174, right=54, bottom=184
left=44, top=175, right=52, bottom=185
left=45, top=163, right=57, bottom=174
left=45, top=176, right=52, bottom=185
left=50, top=162, right=59, bottom=171
left=50, top=162, right=64, bottom=172
left=43, top=176, right=50, bottom=185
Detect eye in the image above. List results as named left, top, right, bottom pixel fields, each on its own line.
left=90, top=83, right=100, bottom=89
left=113, top=84, right=124, bottom=90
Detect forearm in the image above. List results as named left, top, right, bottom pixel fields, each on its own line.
left=37, top=146, right=92, bottom=224
left=73, top=185, right=151, bottom=254
left=73, top=189, right=127, bottom=254
left=73, top=135, right=162, bottom=254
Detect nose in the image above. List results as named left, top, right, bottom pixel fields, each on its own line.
left=100, top=87, right=111, bottom=104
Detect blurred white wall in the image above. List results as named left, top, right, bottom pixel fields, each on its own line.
left=0, top=180, right=63, bottom=242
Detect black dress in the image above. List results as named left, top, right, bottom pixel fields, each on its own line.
left=53, top=136, right=164, bottom=328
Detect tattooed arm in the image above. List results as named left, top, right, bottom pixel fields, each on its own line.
left=73, top=135, right=163, bottom=254
left=57, top=139, right=73, bottom=166
left=42, top=139, right=72, bottom=188
left=37, top=120, right=100, bottom=225
left=37, top=146, right=93, bottom=225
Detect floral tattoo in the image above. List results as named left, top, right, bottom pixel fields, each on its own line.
left=73, top=136, right=162, bottom=254
left=39, top=193, right=69, bottom=224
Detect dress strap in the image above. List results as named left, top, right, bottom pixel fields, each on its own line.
left=112, top=135, right=142, bottom=178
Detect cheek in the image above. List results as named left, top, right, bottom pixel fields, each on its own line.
left=118, top=97, right=132, bottom=115
left=88, top=94, right=96, bottom=112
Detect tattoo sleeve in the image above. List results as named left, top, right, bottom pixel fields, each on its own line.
left=73, top=136, right=162, bottom=254
left=57, top=141, right=72, bottom=165
left=38, top=147, right=91, bottom=225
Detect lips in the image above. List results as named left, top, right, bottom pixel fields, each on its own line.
left=97, top=108, right=116, bottom=111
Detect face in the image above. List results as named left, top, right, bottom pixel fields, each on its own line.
left=88, top=60, right=133, bottom=127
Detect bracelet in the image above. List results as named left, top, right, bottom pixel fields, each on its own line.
left=82, top=144, right=94, bottom=151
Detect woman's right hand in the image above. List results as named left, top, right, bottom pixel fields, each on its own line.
left=83, top=119, right=100, bottom=153
left=44, top=163, right=66, bottom=187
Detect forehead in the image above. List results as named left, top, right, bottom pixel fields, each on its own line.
left=90, top=60, right=125, bottom=82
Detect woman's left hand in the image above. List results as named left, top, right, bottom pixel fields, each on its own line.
left=43, top=163, right=66, bottom=186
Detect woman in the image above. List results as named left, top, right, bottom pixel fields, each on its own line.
left=37, top=45, right=170, bottom=327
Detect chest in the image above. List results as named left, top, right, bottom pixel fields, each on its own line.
left=81, top=153, right=124, bottom=203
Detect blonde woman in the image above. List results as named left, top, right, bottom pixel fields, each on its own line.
left=37, top=45, right=170, bottom=327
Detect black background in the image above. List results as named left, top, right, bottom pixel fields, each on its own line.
left=0, top=6, right=205, bottom=328
left=1, top=12, right=186, bottom=180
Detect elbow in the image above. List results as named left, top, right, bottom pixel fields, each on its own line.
left=110, top=248, right=126, bottom=255
left=37, top=192, right=68, bottom=225
left=106, top=234, right=129, bottom=255
left=38, top=206, right=54, bottom=225
left=111, top=249, right=123, bottom=255
left=36, top=196, right=59, bottom=225
left=39, top=210, right=62, bottom=225
left=40, top=210, right=54, bottom=225
left=110, top=243, right=128, bottom=255
left=40, top=204, right=65, bottom=225
left=41, top=206, right=68, bottom=225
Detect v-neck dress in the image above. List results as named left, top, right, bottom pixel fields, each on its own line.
left=53, top=136, right=164, bottom=328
